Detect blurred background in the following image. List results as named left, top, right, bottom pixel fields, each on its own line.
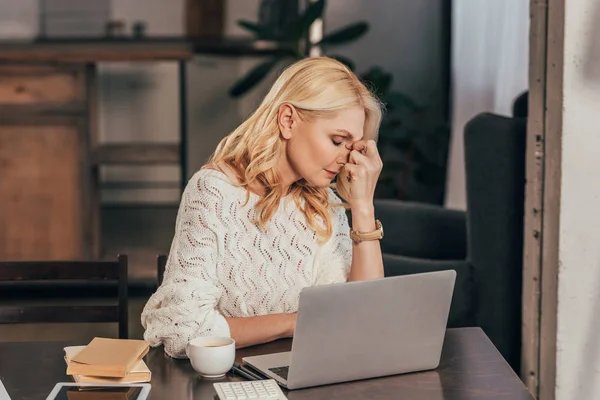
left=0, top=0, right=528, bottom=368
left=6, top=2, right=600, bottom=399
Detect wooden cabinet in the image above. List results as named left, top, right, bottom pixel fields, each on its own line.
left=0, top=65, right=85, bottom=107
left=0, top=65, right=98, bottom=260
left=0, top=40, right=193, bottom=262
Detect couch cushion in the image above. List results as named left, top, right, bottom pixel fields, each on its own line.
left=383, top=253, right=475, bottom=328
left=374, top=200, right=467, bottom=260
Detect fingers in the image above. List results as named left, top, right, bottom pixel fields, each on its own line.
left=344, top=162, right=363, bottom=181
left=348, top=141, right=382, bottom=170
left=366, top=140, right=378, bottom=156
left=348, top=149, right=368, bottom=165
left=349, top=140, right=379, bottom=157
left=369, top=141, right=383, bottom=172
left=351, top=140, right=369, bottom=155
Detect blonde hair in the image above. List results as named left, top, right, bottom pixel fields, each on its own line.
left=206, top=57, right=383, bottom=241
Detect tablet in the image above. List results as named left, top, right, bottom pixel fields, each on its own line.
left=0, top=379, right=10, bottom=400
left=46, top=383, right=151, bottom=400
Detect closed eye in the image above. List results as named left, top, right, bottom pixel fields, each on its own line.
left=331, top=136, right=346, bottom=146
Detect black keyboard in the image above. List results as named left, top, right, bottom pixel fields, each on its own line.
left=268, top=366, right=289, bottom=380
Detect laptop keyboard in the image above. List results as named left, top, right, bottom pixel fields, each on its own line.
left=268, top=366, right=289, bottom=380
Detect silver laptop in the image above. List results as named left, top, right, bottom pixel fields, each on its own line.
left=243, top=270, right=456, bottom=390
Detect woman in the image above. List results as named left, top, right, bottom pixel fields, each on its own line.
left=141, top=57, right=385, bottom=358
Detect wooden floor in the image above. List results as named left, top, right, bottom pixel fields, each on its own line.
left=1, top=205, right=178, bottom=343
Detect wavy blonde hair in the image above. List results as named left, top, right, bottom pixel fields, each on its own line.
left=205, top=57, right=383, bottom=242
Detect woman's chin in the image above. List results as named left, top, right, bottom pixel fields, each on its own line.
left=318, top=179, right=335, bottom=188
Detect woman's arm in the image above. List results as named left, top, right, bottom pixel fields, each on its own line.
left=225, top=313, right=296, bottom=349
left=143, top=173, right=295, bottom=357
left=347, top=203, right=384, bottom=281
left=344, top=140, right=385, bottom=282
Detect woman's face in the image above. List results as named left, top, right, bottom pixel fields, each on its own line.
left=279, top=104, right=365, bottom=187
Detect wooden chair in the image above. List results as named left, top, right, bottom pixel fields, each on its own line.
left=157, top=254, right=167, bottom=287
left=0, top=254, right=129, bottom=339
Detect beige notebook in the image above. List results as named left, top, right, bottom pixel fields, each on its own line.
left=65, top=346, right=151, bottom=384
left=66, top=338, right=150, bottom=378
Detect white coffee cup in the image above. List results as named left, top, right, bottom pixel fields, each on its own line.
left=186, top=336, right=236, bottom=378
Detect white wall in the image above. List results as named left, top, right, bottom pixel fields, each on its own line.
left=555, top=0, right=600, bottom=398
left=0, top=0, right=440, bottom=204
left=101, top=0, right=273, bottom=204
left=0, top=0, right=38, bottom=38
left=0, top=0, right=447, bottom=204
left=99, top=0, right=185, bottom=204
left=101, top=0, right=447, bottom=204
left=186, top=0, right=274, bottom=176
left=324, top=0, right=444, bottom=105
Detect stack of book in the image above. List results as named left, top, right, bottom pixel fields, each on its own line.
left=64, top=337, right=151, bottom=384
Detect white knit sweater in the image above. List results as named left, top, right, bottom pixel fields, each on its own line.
left=141, top=169, right=353, bottom=358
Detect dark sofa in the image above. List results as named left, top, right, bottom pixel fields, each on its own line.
left=376, top=111, right=526, bottom=372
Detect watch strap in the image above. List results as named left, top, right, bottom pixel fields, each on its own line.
left=349, top=219, right=384, bottom=243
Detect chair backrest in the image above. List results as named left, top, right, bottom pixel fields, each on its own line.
left=157, top=254, right=167, bottom=287
left=0, top=254, right=129, bottom=339
left=374, top=199, right=467, bottom=260
left=463, top=112, right=526, bottom=370
left=512, top=91, right=528, bottom=118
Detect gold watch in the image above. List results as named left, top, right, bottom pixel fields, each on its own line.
left=349, top=220, right=384, bottom=244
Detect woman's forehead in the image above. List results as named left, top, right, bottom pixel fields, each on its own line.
left=318, top=108, right=365, bottom=139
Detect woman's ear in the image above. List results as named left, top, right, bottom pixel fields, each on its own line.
left=278, top=103, right=295, bottom=140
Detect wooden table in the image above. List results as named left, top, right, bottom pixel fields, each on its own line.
left=0, top=328, right=533, bottom=400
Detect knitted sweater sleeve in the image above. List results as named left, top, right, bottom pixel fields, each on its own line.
left=141, top=175, right=230, bottom=358
left=313, top=190, right=353, bottom=285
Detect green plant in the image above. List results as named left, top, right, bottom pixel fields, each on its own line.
left=229, top=0, right=450, bottom=202
left=229, top=0, right=368, bottom=97
left=362, top=66, right=450, bottom=202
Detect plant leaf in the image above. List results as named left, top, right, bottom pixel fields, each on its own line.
left=287, top=0, right=326, bottom=40
left=237, top=20, right=277, bottom=39
left=385, top=92, right=423, bottom=111
left=360, top=66, right=392, bottom=97
left=380, top=118, right=403, bottom=131
left=229, top=58, right=282, bottom=97
left=318, top=22, right=369, bottom=46
left=328, top=54, right=355, bottom=71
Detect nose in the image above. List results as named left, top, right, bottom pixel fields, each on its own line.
left=336, top=146, right=351, bottom=166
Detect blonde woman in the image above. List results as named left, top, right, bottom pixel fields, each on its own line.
left=141, top=57, right=386, bottom=358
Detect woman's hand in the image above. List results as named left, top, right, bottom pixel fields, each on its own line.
left=286, top=313, right=297, bottom=337
left=226, top=312, right=297, bottom=349
left=344, top=140, right=383, bottom=208
left=344, top=140, right=385, bottom=281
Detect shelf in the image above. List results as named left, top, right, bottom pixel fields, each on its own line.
left=0, top=36, right=295, bottom=63
left=0, top=38, right=192, bottom=62
left=100, top=181, right=180, bottom=190
left=190, top=37, right=296, bottom=57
